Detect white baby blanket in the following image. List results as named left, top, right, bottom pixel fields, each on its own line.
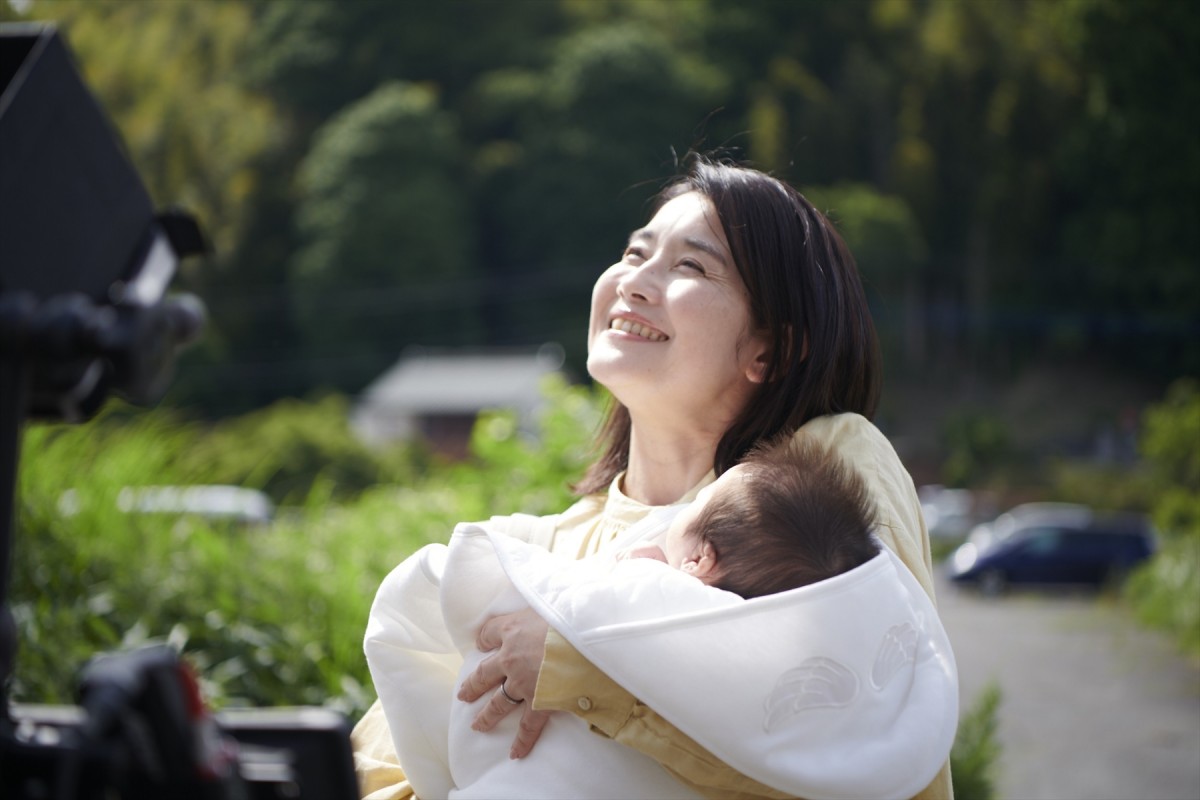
left=365, top=514, right=958, bottom=800
left=365, top=524, right=700, bottom=799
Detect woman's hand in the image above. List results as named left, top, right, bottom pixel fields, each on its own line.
left=456, top=607, right=552, bottom=759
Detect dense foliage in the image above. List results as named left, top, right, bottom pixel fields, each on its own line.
left=7, top=0, right=1196, bottom=414
left=1124, top=379, right=1200, bottom=657
left=9, top=377, right=597, bottom=715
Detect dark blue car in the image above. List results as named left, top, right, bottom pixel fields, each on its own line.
left=947, top=506, right=1155, bottom=594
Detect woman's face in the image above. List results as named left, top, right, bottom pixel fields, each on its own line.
left=587, top=192, right=768, bottom=428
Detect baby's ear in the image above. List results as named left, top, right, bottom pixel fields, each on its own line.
left=690, top=541, right=719, bottom=581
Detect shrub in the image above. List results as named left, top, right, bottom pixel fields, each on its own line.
left=178, top=394, right=427, bottom=503
left=1124, top=379, right=1200, bottom=657
left=950, top=683, right=1003, bottom=800
left=1125, top=536, right=1200, bottom=657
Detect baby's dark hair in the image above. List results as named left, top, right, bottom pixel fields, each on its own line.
left=688, top=437, right=879, bottom=599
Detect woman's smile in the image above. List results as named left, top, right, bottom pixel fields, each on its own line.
left=607, top=314, right=669, bottom=342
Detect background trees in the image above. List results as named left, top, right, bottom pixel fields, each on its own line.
left=12, top=0, right=1197, bottom=418
left=290, top=80, right=478, bottom=390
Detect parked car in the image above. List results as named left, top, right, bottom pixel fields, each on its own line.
left=948, top=505, right=1155, bottom=594
left=962, top=502, right=1093, bottom=553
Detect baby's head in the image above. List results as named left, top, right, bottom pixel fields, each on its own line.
left=663, top=437, right=879, bottom=599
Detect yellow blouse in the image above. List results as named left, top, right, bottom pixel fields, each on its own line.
left=352, top=413, right=953, bottom=800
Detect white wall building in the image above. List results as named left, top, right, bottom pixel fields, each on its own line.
left=351, top=343, right=566, bottom=458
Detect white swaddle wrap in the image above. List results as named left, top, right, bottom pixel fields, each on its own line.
left=365, top=512, right=958, bottom=800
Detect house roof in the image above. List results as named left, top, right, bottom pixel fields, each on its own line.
left=357, top=343, right=565, bottom=414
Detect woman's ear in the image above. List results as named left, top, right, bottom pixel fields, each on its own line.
left=744, top=325, right=807, bottom=384
left=744, top=330, right=773, bottom=384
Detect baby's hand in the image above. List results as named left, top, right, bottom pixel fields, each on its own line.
left=616, top=543, right=668, bottom=563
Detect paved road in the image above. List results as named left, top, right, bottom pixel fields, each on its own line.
left=936, top=571, right=1200, bottom=800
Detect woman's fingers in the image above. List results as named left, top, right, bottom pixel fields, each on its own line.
left=462, top=608, right=548, bottom=702
left=458, top=608, right=555, bottom=755
left=456, top=658, right=500, bottom=703
left=469, top=683, right=522, bottom=731
left=468, top=687, right=551, bottom=759
left=510, top=708, right=550, bottom=759
left=475, top=607, right=537, bottom=652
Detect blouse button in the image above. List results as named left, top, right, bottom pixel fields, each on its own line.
left=577, top=696, right=593, bottom=711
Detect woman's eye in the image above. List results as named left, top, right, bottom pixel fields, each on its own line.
left=678, top=259, right=706, bottom=275
left=623, top=246, right=646, bottom=263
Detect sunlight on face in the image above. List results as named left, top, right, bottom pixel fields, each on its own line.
left=587, top=192, right=768, bottom=428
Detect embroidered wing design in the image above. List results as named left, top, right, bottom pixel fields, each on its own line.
left=870, top=621, right=919, bottom=691
left=762, top=656, right=859, bottom=733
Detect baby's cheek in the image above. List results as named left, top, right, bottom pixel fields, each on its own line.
left=622, top=544, right=668, bottom=563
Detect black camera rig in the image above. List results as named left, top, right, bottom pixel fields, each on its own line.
left=1, top=24, right=358, bottom=799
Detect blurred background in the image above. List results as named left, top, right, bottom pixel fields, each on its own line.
left=3, top=1, right=1197, bottom=798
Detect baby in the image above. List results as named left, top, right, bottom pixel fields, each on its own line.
left=622, top=435, right=880, bottom=599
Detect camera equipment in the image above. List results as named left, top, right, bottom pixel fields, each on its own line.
left=1, top=24, right=358, bottom=799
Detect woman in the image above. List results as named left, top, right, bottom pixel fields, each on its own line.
left=354, top=158, right=953, bottom=800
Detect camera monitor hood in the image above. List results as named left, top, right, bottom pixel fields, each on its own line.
left=1, top=24, right=207, bottom=421
left=0, top=23, right=202, bottom=303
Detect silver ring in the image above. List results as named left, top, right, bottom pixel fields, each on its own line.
left=499, top=681, right=524, bottom=705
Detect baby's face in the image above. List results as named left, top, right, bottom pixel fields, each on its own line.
left=662, top=465, right=748, bottom=573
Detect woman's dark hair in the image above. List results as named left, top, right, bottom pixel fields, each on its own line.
left=576, top=156, right=881, bottom=495
left=692, top=437, right=879, bottom=599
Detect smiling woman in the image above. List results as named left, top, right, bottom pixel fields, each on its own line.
left=353, top=156, right=954, bottom=800
left=586, top=191, right=771, bottom=505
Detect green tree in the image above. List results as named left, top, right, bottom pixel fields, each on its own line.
left=27, top=0, right=280, bottom=264
left=804, top=183, right=929, bottom=365
left=896, top=0, right=1085, bottom=367
left=242, top=0, right=579, bottom=392
left=1055, top=0, right=1200, bottom=378
left=290, top=81, right=478, bottom=392
left=1140, top=379, right=1200, bottom=537
left=18, top=0, right=1194, bottom=413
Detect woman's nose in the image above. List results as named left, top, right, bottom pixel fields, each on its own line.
left=616, top=260, right=660, bottom=304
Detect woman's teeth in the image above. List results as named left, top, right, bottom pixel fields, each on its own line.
left=611, top=318, right=667, bottom=341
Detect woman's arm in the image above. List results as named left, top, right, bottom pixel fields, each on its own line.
left=455, top=596, right=790, bottom=799
left=537, top=630, right=792, bottom=800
